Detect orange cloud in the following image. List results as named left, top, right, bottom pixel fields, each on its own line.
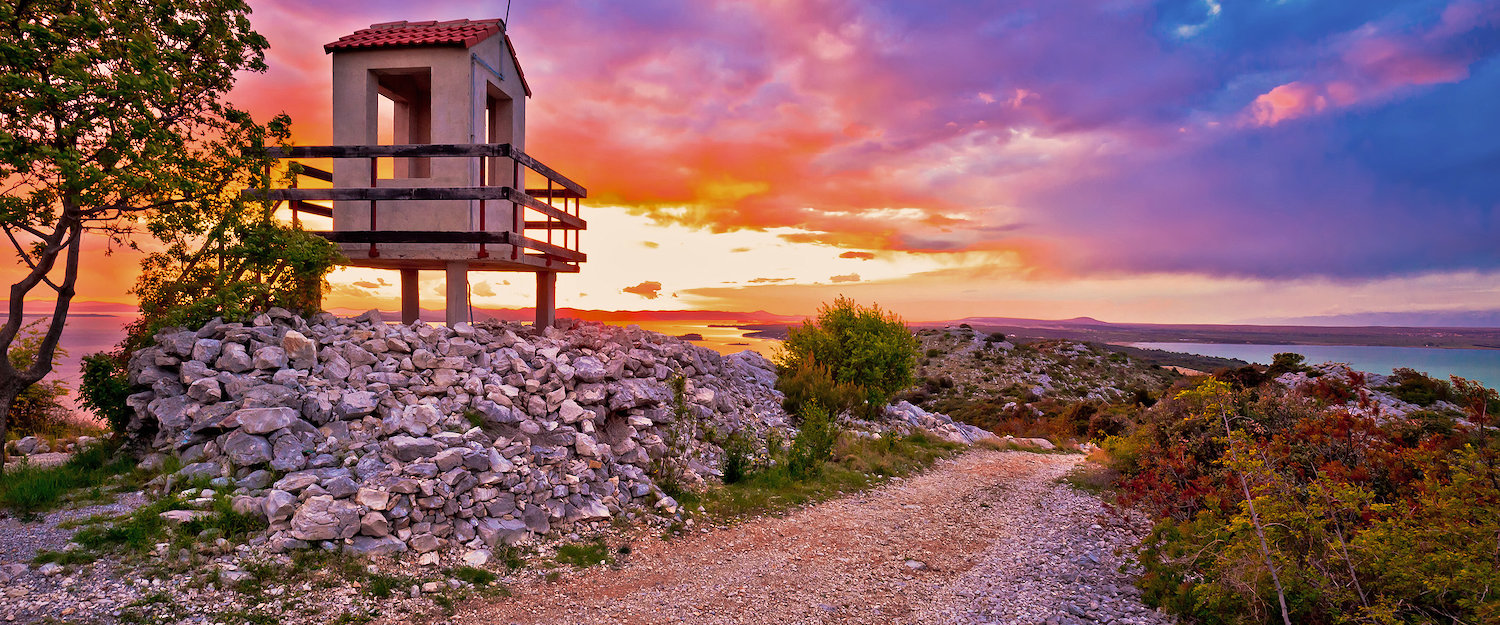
left=622, top=281, right=662, bottom=299
left=839, top=251, right=875, bottom=260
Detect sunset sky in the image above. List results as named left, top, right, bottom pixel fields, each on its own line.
left=16, top=0, right=1500, bottom=324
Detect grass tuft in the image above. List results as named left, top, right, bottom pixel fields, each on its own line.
left=0, top=442, right=136, bottom=519
left=450, top=565, right=497, bottom=586
left=554, top=540, right=613, bottom=568
left=677, top=430, right=962, bottom=523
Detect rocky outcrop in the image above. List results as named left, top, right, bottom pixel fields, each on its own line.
left=884, top=401, right=996, bottom=445
left=125, top=309, right=790, bottom=557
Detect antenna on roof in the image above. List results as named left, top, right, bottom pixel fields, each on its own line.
left=505, top=0, right=513, bottom=26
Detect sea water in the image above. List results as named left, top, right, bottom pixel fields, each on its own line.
left=1132, top=342, right=1500, bottom=390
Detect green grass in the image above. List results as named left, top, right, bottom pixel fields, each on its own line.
left=331, top=613, right=374, bottom=625
left=1058, top=461, right=1115, bottom=495
left=72, top=495, right=184, bottom=553
left=32, top=548, right=97, bottom=566
left=449, top=565, right=497, bottom=586
left=554, top=540, right=613, bottom=568
left=676, top=430, right=962, bottom=523
left=180, top=496, right=267, bottom=539
left=364, top=573, right=411, bottom=598
left=0, top=442, right=136, bottom=519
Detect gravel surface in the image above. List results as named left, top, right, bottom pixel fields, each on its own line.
left=0, top=492, right=146, bottom=565
left=451, top=450, right=1176, bottom=625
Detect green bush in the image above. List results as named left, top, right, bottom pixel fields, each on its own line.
left=776, top=297, right=918, bottom=417
left=720, top=431, right=754, bottom=485
left=1380, top=367, right=1453, bottom=407
left=1266, top=352, right=1309, bottom=377
left=787, top=403, right=840, bottom=479
left=80, top=352, right=136, bottom=435
left=775, top=359, right=863, bottom=421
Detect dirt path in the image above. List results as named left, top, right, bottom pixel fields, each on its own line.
left=453, top=450, right=1173, bottom=625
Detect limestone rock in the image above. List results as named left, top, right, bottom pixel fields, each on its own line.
left=263, top=489, right=297, bottom=522
left=282, top=330, right=318, bottom=369
left=289, top=495, right=362, bottom=541
left=228, top=406, right=302, bottom=434
left=222, top=431, right=273, bottom=466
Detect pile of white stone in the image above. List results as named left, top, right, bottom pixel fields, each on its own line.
left=883, top=401, right=996, bottom=445
left=124, top=309, right=790, bottom=559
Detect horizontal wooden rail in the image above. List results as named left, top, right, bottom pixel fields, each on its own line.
left=267, top=144, right=511, bottom=158
left=252, top=187, right=512, bottom=201
left=262, top=143, right=587, bottom=197
left=507, top=149, right=586, bottom=197
left=506, top=188, right=587, bottom=230
left=312, top=231, right=511, bottom=244
left=306, top=230, right=587, bottom=263
left=510, top=233, right=587, bottom=262
left=524, top=187, right=583, bottom=200
left=251, top=187, right=586, bottom=230
left=524, top=220, right=583, bottom=230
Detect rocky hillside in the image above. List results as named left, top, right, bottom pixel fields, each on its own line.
left=902, top=326, right=1181, bottom=438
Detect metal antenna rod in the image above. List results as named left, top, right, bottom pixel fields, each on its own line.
left=505, top=0, right=513, bottom=25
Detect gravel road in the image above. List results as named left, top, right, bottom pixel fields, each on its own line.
left=453, top=449, right=1175, bottom=625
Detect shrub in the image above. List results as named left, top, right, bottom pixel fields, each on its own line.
left=1266, top=352, right=1309, bottom=377
left=1114, top=374, right=1500, bottom=625
left=80, top=352, right=136, bottom=435
left=1381, top=367, right=1453, bottom=407
left=787, top=403, right=840, bottom=479
left=776, top=297, right=918, bottom=416
left=1214, top=364, right=1267, bottom=389
left=719, top=431, right=754, bottom=485
left=6, top=318, right=72, bottom=439
left=775, top=359, right=863, bottom=421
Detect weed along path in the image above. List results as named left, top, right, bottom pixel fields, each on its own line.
left=452, top=449, right=1175, bottom=625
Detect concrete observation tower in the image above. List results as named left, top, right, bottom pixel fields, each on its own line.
left=253, top=19, right=587, bottom=327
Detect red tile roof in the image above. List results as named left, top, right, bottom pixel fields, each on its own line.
left=324, top=19, right=505, bottom=52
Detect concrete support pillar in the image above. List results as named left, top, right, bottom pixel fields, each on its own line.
left=399, top=268, right=419, bottom=325
left=535, top=271, right=556, bottom=329
left=445, top=261, right=469, bottom=326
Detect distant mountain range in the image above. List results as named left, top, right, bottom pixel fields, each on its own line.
left=930, top=317, right=1500, bottom=350
left=7, top=302, right=1500, bottom=350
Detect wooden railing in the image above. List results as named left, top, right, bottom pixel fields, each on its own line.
left=243, top=143, right=587, bottom=266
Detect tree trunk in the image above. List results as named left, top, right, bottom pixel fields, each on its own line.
left=0, top=383, right=21, bottom=475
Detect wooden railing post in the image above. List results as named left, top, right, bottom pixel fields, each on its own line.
left=368, top=156, right=379, bottom=258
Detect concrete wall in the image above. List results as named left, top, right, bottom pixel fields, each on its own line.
left=329, top=34, right=529, bottom=264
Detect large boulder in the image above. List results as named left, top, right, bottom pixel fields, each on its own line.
left=282, top=330, right=318, bottom=369
left=215, top=343, right=253, bottom=373
left=225, top=407, right=302, bottom=434
left=388, top=435, right=442, bottom=462
left=222, top=431, right=273, bottom=466
left=263, top=489, right=297, bottom=522
left=335, top=391, right=378, bottom=419
left=607, top=378, right=672, bottom=412
left=289, top=496, right=361, bottom=541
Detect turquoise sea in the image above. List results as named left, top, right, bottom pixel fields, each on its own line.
left=1131, top=342, right=1500, bottom=390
